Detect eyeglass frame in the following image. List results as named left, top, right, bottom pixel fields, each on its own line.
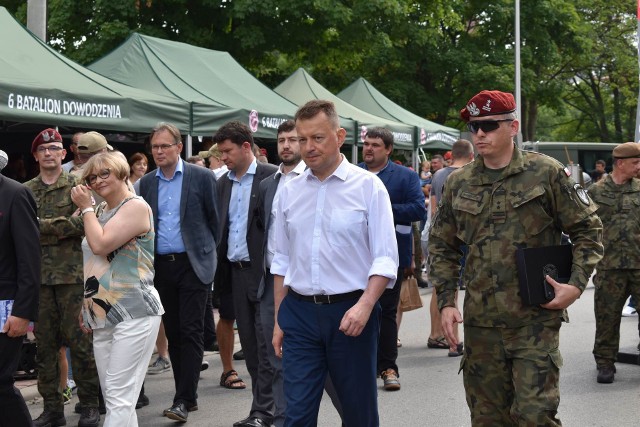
left=467, top=119, right=514, bottom=134
left=150, top=142, right=179, bottom=152
left=85, top=168, right=111, bottom=186
left=36, top=145, right=64, bottom=153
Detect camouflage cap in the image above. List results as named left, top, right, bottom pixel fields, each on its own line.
left=77, top=131, right=113, bottom=153
left=612, top=142, right=640, bottom=159
left=31, top=128, right=63, bottom=152
left=460, top=90, right=516, bottom=122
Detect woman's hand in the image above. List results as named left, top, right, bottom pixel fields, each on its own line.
left=78, top=311, right=91, bottom=335
left=70, top=185, right=93, bottom=210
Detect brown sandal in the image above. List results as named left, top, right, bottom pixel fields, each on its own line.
left=220, top=369, right=246, bottom=389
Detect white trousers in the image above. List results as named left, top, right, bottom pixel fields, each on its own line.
left=93, top=315, right=161, bottom=427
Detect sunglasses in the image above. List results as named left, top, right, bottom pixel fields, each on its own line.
left=467, top=119, right=513, bottom=134
left=85, top=168, right=111, bottom=186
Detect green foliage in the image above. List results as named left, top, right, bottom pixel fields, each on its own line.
left=1, top=0, right=637, bottom=142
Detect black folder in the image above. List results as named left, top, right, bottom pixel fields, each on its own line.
left=515, top=244, right=573, bottom=306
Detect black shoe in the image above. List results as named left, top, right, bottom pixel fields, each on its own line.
left=78, top=407, right=100, bottom=427
left=448, top=342, right=464, bottom=357
left=201, top=360, right=209, bottom=371
left=204, top=340, right=219, bottom=352
left=136, top=393, right=150, bottom=409
left=32, top=410, right=66, bottom=427
left=597, top=365, right=616, bottom=383
left=233, top=416, right=270, bottom=427
left=165, top=402, right=188, bottom=422
left=75, top=402, right=106, bottom=416
left=233, top=349, right=245, bottom=360
left=162, top=403, right=198, bottom=416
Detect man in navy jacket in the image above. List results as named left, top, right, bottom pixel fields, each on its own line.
left=359, top=127, right=426, bottom=391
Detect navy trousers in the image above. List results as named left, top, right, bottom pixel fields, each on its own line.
left=279, top=293, right=381, bottom=427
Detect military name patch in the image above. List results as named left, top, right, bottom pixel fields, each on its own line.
left=460, top=191, right=483, bottom=202
left=573, top=184, right=590, bottom=206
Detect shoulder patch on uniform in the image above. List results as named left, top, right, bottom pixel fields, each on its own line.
left=573, top=184, right=590, bottom=206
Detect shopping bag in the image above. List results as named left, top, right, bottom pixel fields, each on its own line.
left=399, top=276, right=423, bottom=312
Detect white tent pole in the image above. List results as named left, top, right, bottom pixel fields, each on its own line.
left=515, top=0, right=523, bottom=148
left=186, top=134, right=192, bottom=158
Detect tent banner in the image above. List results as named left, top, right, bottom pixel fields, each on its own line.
left=4, top=91, right=125, bottom=120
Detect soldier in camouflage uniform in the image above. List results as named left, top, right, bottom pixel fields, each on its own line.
left=25, top=129, right=100, bottom=427
left=589, top=142, right=640, bottom=383
left=428, top=91, right=603, bottom=426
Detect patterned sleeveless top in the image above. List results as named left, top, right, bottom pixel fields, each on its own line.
left=81, top=196, right=163, bottom=329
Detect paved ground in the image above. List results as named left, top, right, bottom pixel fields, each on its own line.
left=20, top=284, right=640, bottom=426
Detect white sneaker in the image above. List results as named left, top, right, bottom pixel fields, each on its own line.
left=67, top=379, right=77, bottom=390
left=621, top=305, right=637, bottom=317
left=147, top=356, right=172, bottom=374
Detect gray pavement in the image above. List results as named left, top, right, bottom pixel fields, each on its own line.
left=21, top=284, right=640, bottom=426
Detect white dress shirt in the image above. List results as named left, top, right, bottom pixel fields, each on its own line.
left=271, top=156, right=398, bottom=295
left=265, top=160, right=307, bottom=268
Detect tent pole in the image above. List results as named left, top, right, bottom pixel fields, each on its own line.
left=352, top=121, right=359, bottom=164
left=186, top=134, right=192, bottom=158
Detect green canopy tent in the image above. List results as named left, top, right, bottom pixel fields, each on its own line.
left=0, top=7, right=192, bottom=136
left=88, top=33, right=333, bottom=145
left=274, top=69, right=414, bottom=152
left=337, top=77, right=460, bottom=152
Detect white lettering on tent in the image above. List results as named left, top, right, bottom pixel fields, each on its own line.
left=261, top=116, right=286, bottom=129
left=62, top=101, right=121, bottom=118
left=6, top=93, right=121, bottom=119
left=392, top=132, right=412, bottom=143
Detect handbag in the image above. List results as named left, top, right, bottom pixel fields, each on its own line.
left=399, top=276, right=423, bottom=312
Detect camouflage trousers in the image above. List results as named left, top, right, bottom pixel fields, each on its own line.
left=593, top=269, right=640, bottom=367
left=461, top=319, right=563, bottom=427
left=35, top=285, right=99, bottom=412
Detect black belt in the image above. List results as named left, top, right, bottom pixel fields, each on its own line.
left=288, top=289, right=363, bottom=305
left=156, top=252, right=188, bottom=262
left=229, top=260, right=251, bottom=269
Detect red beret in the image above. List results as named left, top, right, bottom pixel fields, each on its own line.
left=444, top=151, right=452, bottom=160
left=31, top=128, right=63, bottom=153
left=460, top=90, right=516, bottom=122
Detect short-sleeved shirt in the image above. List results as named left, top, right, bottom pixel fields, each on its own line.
left=81, top=196, right=163, bottom=329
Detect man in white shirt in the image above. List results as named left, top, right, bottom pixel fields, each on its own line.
left=271, top=100, right=398, bottom=426
left=62, top=132, right=84, bottom=173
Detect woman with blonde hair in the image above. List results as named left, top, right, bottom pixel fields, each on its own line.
left=70, top=151, right=163, bottom=427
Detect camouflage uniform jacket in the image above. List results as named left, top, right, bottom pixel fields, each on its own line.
left=25, top=171, right=84, bottom=286
left=588, top=174, right=640, bottom=270
left=428, top=147, right=603, bottom=328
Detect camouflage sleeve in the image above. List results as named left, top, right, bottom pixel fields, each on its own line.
left=427, top=183, right=463, bottom=310
left=39, top=215, right=84, bottom=239
left=552, top=169, right=603, bottom=291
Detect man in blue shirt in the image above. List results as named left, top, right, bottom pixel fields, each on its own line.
left=138, top=122, right=220, bottom=423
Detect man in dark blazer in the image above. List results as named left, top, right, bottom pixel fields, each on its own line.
left=138, top=122, right=219, bottom=423
left=359, top=127, right=426, bottom=391
left=214, top=121, right=277, bottom=427
left=0, top=174, right=41, bottom=427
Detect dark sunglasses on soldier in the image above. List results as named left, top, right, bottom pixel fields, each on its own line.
left=467, top=119, right=513, bottom=134
left=85, top=169, right=111, bottom=186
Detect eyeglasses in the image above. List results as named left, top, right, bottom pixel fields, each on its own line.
left=467, top=119, right=513, bottom=134
left=36, top=146, right=64, bottom=153
left=151, top=143, right=178, bottom=151
left=85, top=169, right=111, bottom=186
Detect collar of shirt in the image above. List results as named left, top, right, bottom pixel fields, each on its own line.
left=304, top=154, right=349, bottom=182
left=275, top=160, right=307, bottom=180
left=155, top=158, right=184, bottom=181
left=228, top=158, right=257, bottom=182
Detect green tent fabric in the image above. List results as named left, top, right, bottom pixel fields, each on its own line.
left=0, top=7, right=192, bottom=133
left=89, top=33, right=309, bottom=140
left=338, top=77, right=460, bottom=150
left=275, top=69, right=415, bottom=149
